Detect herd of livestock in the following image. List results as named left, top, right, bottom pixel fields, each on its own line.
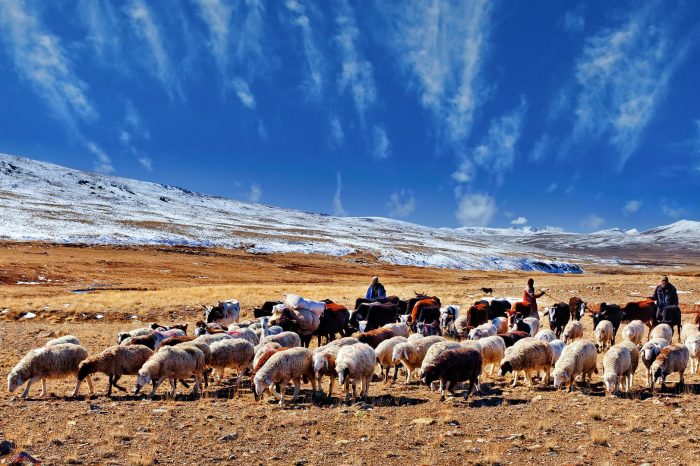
left=7, top=292, right=700, bottom=405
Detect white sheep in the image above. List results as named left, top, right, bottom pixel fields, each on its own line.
left=548, top=339, right=565, bottom=365
left=552, top=340, right=598, bottom=392
left=523, top=317, right=540, bottom=337
left=45, top=335, right=81, bottom=347
left=209, top=339, right=255, bottom=390
left=617, top=340, right=640, bottom=388
left=259, top=331, right=302, bottom=349
left=622, top=320, right=645, bottom=346
left=135, top=346, right=205, bottom=398
left=534, top=329, right=556, bottom=343
left=561, top=321, right=583, bottom=344
left=253, top=347, right=316, bottom=405
left=312, top=338, right=361, bottom=396
left=602, top=345, right=632, bottom=394
left=382, top=322, right=410, bottom=338
left=684, top=334, right=700, bottom=375
left=195, top=333, right=233, bottom=346
left=650, top=345, right=690, bottom=392
left=453, top=315, right=472, bottom=339
left=407, top=333, right=424, bottom=341
left=680, top=322, right=700, bottom=344
left=499, top=340, right=552, bottom=387
left=118, top=327, right=152, bottom=344
left=468, top=323, right=496, bottom=340
left=594, top=320, right=614, bottom=352
left=392, top=336, right=444, bottom=383
left=258, top=316, right=284, bottom=338
left=374, top=336, right=408, bottom=383
left=253, top=342, right=282, bottom=373
left=650, top=323, right=673, bottom=344
left=336, top=343, right=376, bottom=403
left=641, top=338, right=669, bottom=387
left=8, top=344, right=94, bottom=398
left=477, top=336, right=506, bottom=376
left=225, top=327, right=259, bottom=346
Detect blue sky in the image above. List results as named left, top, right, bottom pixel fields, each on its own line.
left=0, top=0, right=698, bottom=231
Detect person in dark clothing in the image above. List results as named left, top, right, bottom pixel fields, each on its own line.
left=651, top=275, right=679, bottom=322
left=365, top=276, right=387, bottom=300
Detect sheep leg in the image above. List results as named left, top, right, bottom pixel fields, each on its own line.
left=194, top=374, right=202, bottom=399
left=405, top=367, right=411, bottom=384
left=327, top=377, right=334, bottom=398
left=679, top=370, right=685, bottom=390
left=21, top=377, right=39, bottom=399
left=440, top=380, right=450, bottom=401
left=112, top=374, right=128, bottom=392
left=511, top=372, right=518, bottom=387
left=464, top=379, right=474, bottom=400
left=392, top=365, right=399, bottom=383
left=41, top=378, right=48, bottom=397
left=150, top=378, right=164, bottom=398
left=352, top=380, right=357, bottom=403
left=86, top=375, right=94, bottom=395
left=344, top=379, right=351, bottom=404
left=170, top=378, right=177, bottom=399
left=363, top=376, right=370, bottom=399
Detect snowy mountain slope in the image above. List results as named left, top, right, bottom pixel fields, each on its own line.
left=1, top=154, right=699, bottom=272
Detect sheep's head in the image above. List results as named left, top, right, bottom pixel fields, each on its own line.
left=117, top=332, right=130, bottom=343
left=253, top=373, right=272, bottom=402
left=337, top=367, right=350, bottom=385
left=391, top=345, right=405, bottom=366
left=499, top=360, right=513, bottom=377
left=552, top=368, right=569, bottom=388
left=77, top=360, right=93, bottom=381
left=602, top=373, right=618, bottom=394
left=313, top=354, right=329, bottom=375
left=7, top=371, right=21, bottom=393
left=421, top=365, right=438, bottom=386
left=134, top=371, right=151, bottom=394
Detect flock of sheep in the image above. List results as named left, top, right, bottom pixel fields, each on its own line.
left=6, top=301, right=700, bottom=406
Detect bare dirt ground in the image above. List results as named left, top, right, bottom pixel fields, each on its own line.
left=1, top=242, right=700, bottom=466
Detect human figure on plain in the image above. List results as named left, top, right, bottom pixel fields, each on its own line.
left=524, top=278, right=545, bottom=317
left=651, top=275, right=678, bottom=322
left=365, top=276, right=386, bottom=300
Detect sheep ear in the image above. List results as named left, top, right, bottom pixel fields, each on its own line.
left=264, top=376, right=272, bottom=386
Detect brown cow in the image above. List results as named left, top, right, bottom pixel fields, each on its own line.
left=621, top=298, right=657, bottom=338
left=569, top=297, right=585, bottom=321
left=465, top=302, right=489, bottom=327
left=410, top=298, right=440, bottom=325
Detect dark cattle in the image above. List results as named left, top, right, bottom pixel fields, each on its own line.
left=488, top=299, right=511, bottom=319
left=357, top=328, right=395, bottom=348
left=354, top=296, right=399, bottom=310
left=465, top=302, right=489, bottom=327
left=660, top=305, right=682, bottom=342
left=315, top=303, right=351, bottom=346
left=405, top=294, right=440, bottom=318
left=547, top=302, right=570, bottom=339
left=591, top=303, right=622, bottom=344
left=497, top=331, right=530, bottom=347
left=481, top=287, right=494, bottom=295
left=569, top=297, right=585, bottom=321
left=253, top=301, right=282, bottom=318
left=621, top=298, right=657, bottom=338
left=351, top=302, right=399, bottom=332
left=415, top=306, right=442, bottom=336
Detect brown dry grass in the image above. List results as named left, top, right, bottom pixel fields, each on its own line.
left=1, top=242, right=700, bottom=465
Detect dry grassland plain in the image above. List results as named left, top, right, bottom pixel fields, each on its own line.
left=1, top=241, right=700, bottom=465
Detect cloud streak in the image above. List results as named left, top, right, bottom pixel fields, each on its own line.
left=384, top=0, right=492, bottom=146
left=572, top=2, right=689, bottom=168
left=455, top=193, right=496, bottom=227
left=332, top=173, right=348, bottom=216
left=386, top=189, right=416, bottom=218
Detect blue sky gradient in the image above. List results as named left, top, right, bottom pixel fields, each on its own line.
left=0, top=0, right=698, bottom=231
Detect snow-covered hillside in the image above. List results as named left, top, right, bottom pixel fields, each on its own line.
left=1, top=154, right=699, bottom=273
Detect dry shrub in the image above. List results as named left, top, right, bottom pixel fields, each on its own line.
left=590, top=429, right=610, bottom=447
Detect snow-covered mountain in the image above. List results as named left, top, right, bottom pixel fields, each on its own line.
left=1, top=154, right=699, bottom=273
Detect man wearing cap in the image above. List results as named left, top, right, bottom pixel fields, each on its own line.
left=365, top=276, right=387, bottom=300
left=651, top=275, right=679, bottom=322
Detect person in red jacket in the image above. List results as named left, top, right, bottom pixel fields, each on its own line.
left=523, top=278, right=545, bottom=315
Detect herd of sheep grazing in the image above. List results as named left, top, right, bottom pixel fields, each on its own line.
left=7, top=300, right=700, bottom=406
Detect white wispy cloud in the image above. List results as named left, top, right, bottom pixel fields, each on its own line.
left=470, top=98, right=527, bottom=181
left=118, top=100, right=152, bottom=170
left=572, top=2, right=689, bottom=168
left=79, top=0, right=122, bottom=64
left=451, top=158, right=474, bottom=184
left=332, top=173, right=348, bottom=216
left=191, top=0, right=232, bottom=78
left=86, top=141, right=114, bottom=174
left=335, top=0, right=376, bottom=124
left=455, top=193, right=496, bottom=227
left=284, top=0, right=326, bottom=101
left=581, top=214, right=604, bottom=231
left=248, top=183, right=262, bottom=202
left=386, top=189, right=416, bottom=218
left=546, top=183, right=558, bottom=193
left=329, top=116, right=345, bottom=148
left=0, top=0, right=97, bottom=132
left=623, top=199, right=642, bottom=215
left=384, top=0, right=492, bottom=146
left=232, top=77, right=256, bottom=109
left=126, top=0, right=182, bottom=100
left=529, top=134, right=551, bottom=163
left=660, top=202, right=687, bottom=219
left=138, top=157, right=153, bottom=171
left=511, top=216, right=527, bottom=225
left=560, top=7, right=585, bottom=34
left=372, top=125, right=391, bottom=160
